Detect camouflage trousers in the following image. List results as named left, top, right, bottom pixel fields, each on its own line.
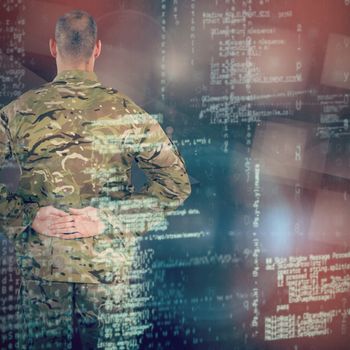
left=16, top=277, right=140, bottom=350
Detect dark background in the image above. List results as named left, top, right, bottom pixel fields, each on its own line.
left=1, top=0, right=350, bottom=349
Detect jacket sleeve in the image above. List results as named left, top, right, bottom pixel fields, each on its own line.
left=97, top=103, right=192, bottom=239
left=0, top=105, right=40, bottom=241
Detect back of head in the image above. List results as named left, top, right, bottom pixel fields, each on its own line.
left=55, top=9, right=97, bottom=63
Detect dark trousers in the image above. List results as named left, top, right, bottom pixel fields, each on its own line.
left=16, top=277, right=140, bottom=349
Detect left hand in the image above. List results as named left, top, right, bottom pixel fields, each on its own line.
left=49, top=206, right=106, bottom=239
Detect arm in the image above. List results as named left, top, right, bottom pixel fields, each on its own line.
left=97, top=104, right=192, bottom=238
left=0, top=106, right=40, bottom=241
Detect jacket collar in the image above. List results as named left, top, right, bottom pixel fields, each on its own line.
left=52, top=69, right=99, bottom=83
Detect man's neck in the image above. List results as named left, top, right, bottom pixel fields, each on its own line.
left=56, top=60, right=94, bottom=74
left=57, top=66, right=93, bottom=74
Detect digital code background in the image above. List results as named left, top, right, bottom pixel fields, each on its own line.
left=1, top=0, right=350, bottom=349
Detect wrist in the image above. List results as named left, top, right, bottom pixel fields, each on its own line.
left=97, top=208, right=114, bottom=235
left=23, top=202, right=40, bottom=227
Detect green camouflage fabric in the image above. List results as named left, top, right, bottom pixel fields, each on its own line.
left=17, top=278, right=139, bottom=349
left=0, top=69, right=191, bottom=284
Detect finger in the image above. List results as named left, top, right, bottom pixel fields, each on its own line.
left=59, top=232, right=85, bottom=240
left=54, top=223, right=77, bottom=232
left=50, top=222, right=76, bottom=230
left=41, top=231, right=73, bottom=239
left=69, top=208, right=86, bottom=213
left=49, top=216, right=76, bottom=224
left=48, top=207, right=70, bottom=216
left=48, top=225, right=77, bottom=235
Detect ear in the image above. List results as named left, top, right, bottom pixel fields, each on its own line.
left=49, top=38, right=57, bottom=58
left=94, top=39, right=102, bottom=59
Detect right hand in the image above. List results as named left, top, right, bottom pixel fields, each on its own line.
left=31, top=205, right=71, bottom=238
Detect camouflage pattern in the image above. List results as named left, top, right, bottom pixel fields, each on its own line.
left=17, top=277, right=139, bottom=349
left=0, top=69, right=191, bottom=284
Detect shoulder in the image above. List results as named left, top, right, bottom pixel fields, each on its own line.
left=96, top=87, right=151, bottom=118
left=20, top=82, right=53, bottom=100
left=0, top=82, right=58, bottom=131
left=3, top=82, right=56, bottom=110
left=113, top=91, right=149, bottom=116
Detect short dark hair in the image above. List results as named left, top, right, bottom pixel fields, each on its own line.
left=55, top=9, right=97, bottom=62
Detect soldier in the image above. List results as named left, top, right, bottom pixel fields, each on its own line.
left=0, top=9, right=191, bottom=349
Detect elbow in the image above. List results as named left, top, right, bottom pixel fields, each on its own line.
left=164, top=181, right=191, bottom=211
left=177, top=179, right=192, bottom=205
left=183, top=180, right=192, bottom=201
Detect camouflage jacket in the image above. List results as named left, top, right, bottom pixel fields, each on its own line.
left=0, top=69, right=191, bottom=284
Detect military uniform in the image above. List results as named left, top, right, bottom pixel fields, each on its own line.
left=0, top=69, right=191, bottom=348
